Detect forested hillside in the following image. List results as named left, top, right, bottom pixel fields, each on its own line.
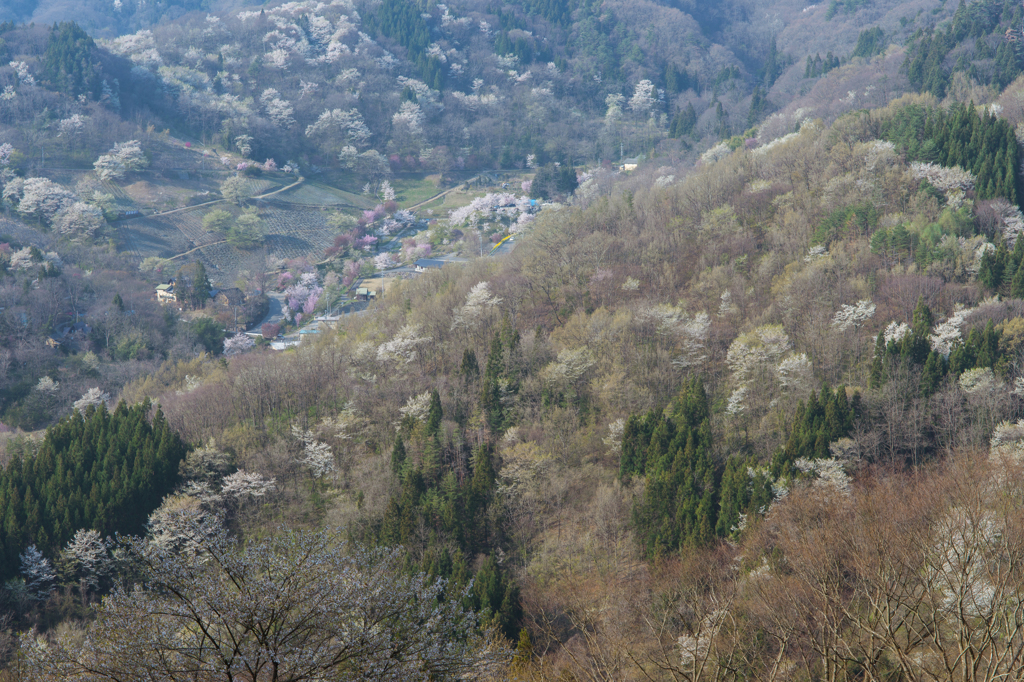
left=5, top=0, right=1024, bottom=680
left=5, top=88, right=1022, bottom=679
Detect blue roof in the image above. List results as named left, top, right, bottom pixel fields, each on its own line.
left=415, top=258, right=446, bottom=269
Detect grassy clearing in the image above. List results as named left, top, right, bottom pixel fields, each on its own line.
left=391, top=175, right=443, bottom=208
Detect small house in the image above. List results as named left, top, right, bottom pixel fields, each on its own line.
left=620, top=156, right=641, bottom=172
left=216, top=287, right=245, bottom=307
left=156, top=283, right=176, bottom=303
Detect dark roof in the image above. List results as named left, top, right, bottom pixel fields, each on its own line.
left=217, top=287, right=245, bottom=305
left=415, top=258, right=446, bottom=269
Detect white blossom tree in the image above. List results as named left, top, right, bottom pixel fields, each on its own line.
left=74, top=388, right=110, bottom=412
left=93, top=140, right=148, bottom=180
left=53, top=202, right=104, bottom=241
left=260, top=88, right=296, bottom=128
left=377, top=324, right=432, bottom=366
left=374, top=252, right=397, bottom=270
left=57, top=114, right=87, bottom=152
left=220, top=470, right=276, bottom=499
left=628, top=79, right=656, bottom=116
left=223, top=334, right=255, bottom=356
left=20, top=545, right=55, bottom=600
left=305, top=108, right=372, bottom=153
left=36, top=376, right=59, bottom=393
left=451, top=281, right=502, bottom=332
left=3, top=177, right=76, bottom=223
left=883, top=321, right=911, bottom=345
left=399, top=391, right=432, bottom=423
left=292, top=425, right=335, bottom=479
left=234, top=134, right=254, bottom=157
left=60, top=529, right=111, bottom=590
left=220, top=175, right=251, bottom=205
left=831, top=299, right=876, bottom=332
left=146, top=494, right=224, bottom=557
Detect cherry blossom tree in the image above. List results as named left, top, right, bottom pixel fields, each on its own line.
left=451, top=281, right=502, bottom=331
left=223, top=334, right=255, bottom=355
left=305, top=108, right=372, bottom=154
left=20, top=545, right=55, bottom=600
left=292, top=425, right=335, bottom=479
left=282, top=272, right=324, bottom=319
left=3, top=177, right=77, bottom=223
left=219, top=470, right=276, bottom=499
left=628, top=79, right=656, bottom=115
left=374, top=252, right=397, bottom=270
left=74, top=388, right=110, bottom=412
left=57, top=114, right=87, bottom=152
left=831, top=299, right=876, bottom=332
left=60, top=529, right=111, bottom=591
left=220, top=175, right=250, bottom=205
left=234, top=134, right=254, bottom=157
left=93, top=140, right=148, bottom=180
left=53, top=202, right=104, bottom=241
left=260, top=88, right=296, bottom=128
left=377, top=324, right=431, bottom=366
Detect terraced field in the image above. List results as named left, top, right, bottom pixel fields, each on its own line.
left=115, top=216, right=193, bottom=260
left=272, top=182, right=372, bottom=208
left=241, top=178, right=280, bottom=197
left=156, top=206, right=338, bottom=286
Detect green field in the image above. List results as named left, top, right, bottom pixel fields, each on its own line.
left=390, top=175, right=443, bottom=208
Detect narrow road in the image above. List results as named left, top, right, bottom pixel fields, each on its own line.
left=255, top=292, right=287, bottom=329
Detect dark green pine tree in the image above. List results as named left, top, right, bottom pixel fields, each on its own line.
left=42, top=22, right=101, bottom=98
left=912, top=296, right=934, bottom=338
left=0, top=401, right=187, bottom=581
left=715, top=101, right=730, bottom=139
left=628, top=378, right=719, bottom=556
left=481, top=333, right=505, bottom=433
left=390, top=437, right=407, bottom=475
left=460, top=349, right=479, bottom=383
left=747, top=86, right=769, bottom=127
left=670, top=103, right=697, bottom=138
left=978, top=242, right=1007, bottom=290
left=920, top=351, right=945, bottom=397
left=472, top=555, right=522, bottom=640
left=771, top=386, right=857, bottom=478
left=192, top=262, right=212, bottom=309
left=426, top=389, right=443, bottom=437
left=762, top=36, right=782, bottom=87
left=1011, top=243, right=1024, bottom=298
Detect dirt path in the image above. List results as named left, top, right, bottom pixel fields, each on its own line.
left=147, top=176, right=305, bottom=220
left=253, top=176, right=305, bottom=200
left=406, top=175, right=485, bottom=211
left=167, top=239, right=228, bottom=261
left=159, top=177, right=307, bottom=261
